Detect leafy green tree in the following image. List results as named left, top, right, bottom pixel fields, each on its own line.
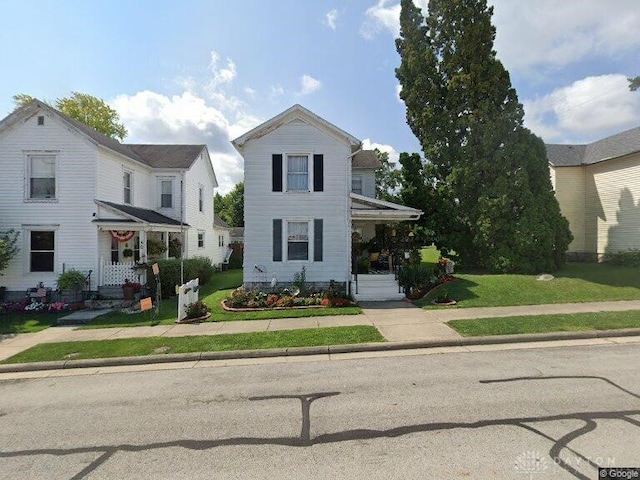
left=12, top=92, right=127, bottom=141
left=215, top=182, right=244, bottom=227
left=374, top=149, right=402, bottom=202
left=396, top=0, right=571, bottom=272
left=0, top=229, right=20, bottom=275
left=630, top=76, right=640, bottom=92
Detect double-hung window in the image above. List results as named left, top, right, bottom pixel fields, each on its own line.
left=287, top=221, right=309, bottom=260
left=123, top=171, right=132, bottom=204
left=198, top=231, right=205, bottom=248
left=160, top=180, right=173, bottom=208
left=352, top=175, right=363, bottom=194
left=287, top=155, right=309, bottom=192
left=28, top=155, right=56, bottom=200
left=29, top=230, right=55, bottom=272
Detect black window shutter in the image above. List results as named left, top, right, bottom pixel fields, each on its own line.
left=272, top=154, right=283, bottom=192
left=314, top=219, right=323, bottom=262
left=273, top=219, right=282, bottom=262
left=313, top=154, right=323, bottom=192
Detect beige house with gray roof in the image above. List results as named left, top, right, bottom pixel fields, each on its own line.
left=0, top=100, right=224, bottom=295
left=547, top=126, right=640, bottom=260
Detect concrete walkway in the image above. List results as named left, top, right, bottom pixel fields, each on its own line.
left=2, top=300, right=640, bottom=365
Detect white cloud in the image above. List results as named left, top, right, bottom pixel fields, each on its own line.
left=360, top=0, right=400, bottom=40
left=523, top=74, right=640, bottom=143
left=244, top=87, right=256, bottom=98
left=206, top=50, right=237, bottom=88
left=395, top=84, right=403, bottom=103
left=297, top=75, right=322, bottom=96
left=362, top=138, right=400, bottom=165
left=112, top=90, right=255, bottom=195
left=324, top=8, right=338, bottom=30
left=270, top=85, right=285, bottom=100
left=491, top=0, right=640, bottom=71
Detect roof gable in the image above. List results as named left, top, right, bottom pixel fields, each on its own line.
left=547, top=125, right=640, bottom=167
left=231, top=104, right=361, bottom=152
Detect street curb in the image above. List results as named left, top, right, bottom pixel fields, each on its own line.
left=1, top=328, right=639, bottom=374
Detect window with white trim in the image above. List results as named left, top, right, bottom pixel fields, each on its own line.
left=160, top=179, right=173, bottom=208
left=287, top=221, right=309, bottom=260
left=29, top=230, right=55, bottom=272
left=28, top=154, right=56, bottom=200
left=197, top=231, right=205, bottom=248
left=218, top=234, right=225, bottom=247
left=287, top=155, right=309, bottom=192
left=198, top=185, right=204, bottom=212
left=123, top=170, right=132, bottom=204
left=351, top=175, right=363, bottom=194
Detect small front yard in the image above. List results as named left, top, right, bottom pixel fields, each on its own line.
left=82, top=269, right=361, bottom=329
left=1, top=326, right=384, bottom=364
left=0, top=312, right=66, bottom=334
left=416, top=262, right=640, bottom=309
left=449, top=311, right=640, bottom=336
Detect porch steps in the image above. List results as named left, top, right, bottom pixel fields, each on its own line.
left=97, top=285, right=124, bottom=300
left=352, top=274, right=406, bottom=302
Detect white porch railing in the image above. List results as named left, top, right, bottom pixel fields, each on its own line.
left=100, top=258, right=145, bottom=286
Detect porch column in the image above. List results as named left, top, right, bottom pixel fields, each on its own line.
left=164, top=231, right=170, bottom=259
left=139, top=230, right=148, bottom=264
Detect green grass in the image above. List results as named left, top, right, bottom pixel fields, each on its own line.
left=416, top=262, right=640, bottom=309
left=0, top=312, right=66, bottom=334
left=448, top=311, right=640, bottom=337
left=420, top=245, right=441, bottom=266
left=81, top=269, right=361, bottom=329
left=1, top=326, right=385, bottom=364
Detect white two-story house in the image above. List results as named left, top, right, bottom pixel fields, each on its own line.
left=232, top=104, right=422, bottom=300
left=0, top=99, right=226, bottom=296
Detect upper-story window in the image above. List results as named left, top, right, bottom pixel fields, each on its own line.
left=198, top=185, right=204, bottom=212
left=160, top=179, right=173, bottom=208
left=28, top=154, right=56, bottom=200
left=287, top=155, right=309, bottom=192
left=123, top=170, right=132, bottom=204
left=352, top=175, right=363, bottom=195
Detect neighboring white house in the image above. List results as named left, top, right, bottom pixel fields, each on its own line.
left=232, top=104, right=422, bottom=299
left=0, top=99, right=224, bottom=295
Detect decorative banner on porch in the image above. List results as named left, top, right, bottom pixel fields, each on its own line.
left=109, top=230, right=135, bottom=243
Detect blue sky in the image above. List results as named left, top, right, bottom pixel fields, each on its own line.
left=1, top=0, right=639, bottom=193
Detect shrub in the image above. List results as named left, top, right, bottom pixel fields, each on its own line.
left=185, top=300, right=208, bottom=319
left=397, top=264, right=435, bottom=294
left=604, top=249, right=640, bottom=267
left=56, top=269, right=86, bottom=291
left=146, top=257, right=215, bottom=298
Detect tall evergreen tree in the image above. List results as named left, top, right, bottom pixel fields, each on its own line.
left=396, top=0, right=571, bottom=272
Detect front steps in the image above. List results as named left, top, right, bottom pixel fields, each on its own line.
left=352, top=274, right=406, bottom=302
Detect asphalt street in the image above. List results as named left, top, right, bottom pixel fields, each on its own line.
left=1, top=343, right=639, bottom=479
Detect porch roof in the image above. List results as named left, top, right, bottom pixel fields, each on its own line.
left=350, top=193, right=423, bottom=221
left=93, top=200, right=189, bottom=232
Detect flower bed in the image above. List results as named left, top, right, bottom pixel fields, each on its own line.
left=223, top=287, right=354, bottom=311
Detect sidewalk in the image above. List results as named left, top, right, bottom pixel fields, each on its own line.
left=2, top=300, right=640, bottom=370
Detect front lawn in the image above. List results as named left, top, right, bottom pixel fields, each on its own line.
left=448, top=311, right=640, bottom=336
left=416, top=262, right=640, bottom=308
left=82, top=269, right=361, bottom=329
left=0, top=312, right=66, bottom=334
left=1, top=326, right=384, bottom=364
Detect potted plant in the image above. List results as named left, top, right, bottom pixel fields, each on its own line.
left=122, top=279, right=141, bottom=301
left=122, top=248, right=134, bottom=258
left=147, top=238, right=167, bottom=257
left=183, top=300, right=210, bottom=322
left=57, top=269, right=86, bottom=303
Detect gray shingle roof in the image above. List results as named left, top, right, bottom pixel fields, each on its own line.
left=352, top=150, right=382, bottom=169
left=98, top=201, right=186, bottom=226
left=10, top=100, right=204, bottom=170
left=547, top=126, right=640, bottom=166
left=214, top=214, right=230, bottom=229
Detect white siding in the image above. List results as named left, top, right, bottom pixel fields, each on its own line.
left=243, top=119, right=351, bottom=285
left=96, top=149, right=153, bottom=208
left=0, top=109, right=99, bottom=290
left=353, top=169, right=376, bottom=198
left=184, top=150, right=217, bottom=263
left=552, top=166, right=586, bottom=252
